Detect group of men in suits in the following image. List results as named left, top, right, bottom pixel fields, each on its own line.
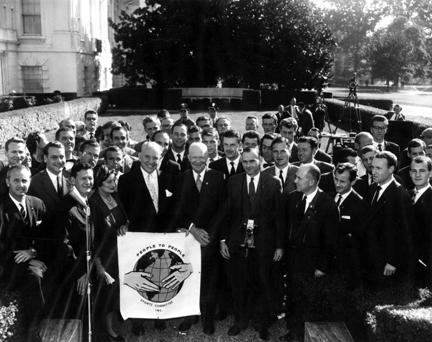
left=1, top=107, right=432, bottom=341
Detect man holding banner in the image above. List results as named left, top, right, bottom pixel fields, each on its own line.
left=220, top=147, right=283, bottom=341
left=173, top=142, right=226, bottom=335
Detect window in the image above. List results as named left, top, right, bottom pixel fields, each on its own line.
left=22, top=0, right=41, bottom=35
left=22, top=66, right=43, bottom=92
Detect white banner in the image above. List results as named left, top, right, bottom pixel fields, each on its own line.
left=117, top=232, right=201, bottom=319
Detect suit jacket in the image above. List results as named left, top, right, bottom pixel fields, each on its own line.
left=314, top=149, right=332, bottom=164
left=209, top=157, right=244, bottom=178
left=294, top=159, right=334, bottom=174
left=285, top=189, right=339, bottom=274
left=397, top=165, right=414, bottom=191
left=411, top=187, right=432, bottom=283
left=366, top=180, right=413, bottom=278
left=262, top=164, right=298, bottom=195
left=298, top=109, right=314, bottom=136
left=164, top=148, right=190, bottom=172
left=28, top=169, right=70, bottom=214
left=54, top=191, right=95, bottom=280
left=224, top=172, right=283, bottom=256
left=118, top=162, right=177, bottom=232
left=282, top=105, right=300, bottom=121
left=159, top=158, right=181, bottom=176
left=0, top=195, right=46, bottom=275
left=384, top=141, right=401, bottom=159
left=289, top=143, right=299, bottom=163
left=338, top=190, right=368, bottom=241
left=173, top=169, right=226, bottom=242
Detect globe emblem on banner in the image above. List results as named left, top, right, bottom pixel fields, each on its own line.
left=134, top=249, right=184, bottom=303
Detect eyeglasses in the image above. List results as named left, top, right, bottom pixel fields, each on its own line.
left=372, top=126, right=387, bottom=131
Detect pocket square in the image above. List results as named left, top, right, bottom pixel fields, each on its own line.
left=341, top=215, right=351, bottom=219
left=36, top=220, right=43, bottom=226
left=165, top=189, right=173, bottom=197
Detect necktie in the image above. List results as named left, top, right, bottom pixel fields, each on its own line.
left=249, top=177, right=256, bottom=203
left=279, top=169, right=285, bottom=187
left=147, top=173, right=158, bottom=212
left=297, top=195, right=306, bottom=220
left=196, top=173, right=202, bottom=192
left=176, top=153, right=182, bottom=164
left=371, top=185, right=382, bottom=206
left=57, top=174, right=63, bottom=198
left=335, top=193, right=343, bottom=207
left=412, top=189, right=418, bottom=204
left=230, top=162, right=236, bottom=176
left=377, top=144, right=382, bottom=152
left=19, top=203, right=27, bottom=223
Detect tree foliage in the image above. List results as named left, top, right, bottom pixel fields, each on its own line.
left=368, top=16, right=430, bottom=85
left=110, top=0, right=336, bottom=90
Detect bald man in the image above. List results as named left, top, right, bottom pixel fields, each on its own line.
left=280, top=164, right=339, bottom=341
left=173, top=143, right=226, bottom=335
left=118, top=142, right=177, bottom=233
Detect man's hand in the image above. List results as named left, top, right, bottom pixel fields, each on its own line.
left=13, top=249, right=34, bottom=263
left=161, top=263, right=193, bottom=290
left=104, top=272, right=115, bottom=285
left=314, top=269, right=326, bottom=278
left=188, top=226, right=210, bottom=246
left=124, top=271, right=160, bottom=292
left=117, top=224, right=128, bottom=236
left=77, top=274, right=88, bottom=296
left=273, top=248, right=283, bottom=262
left=383, top=263, right=396, bottom=276
left=28, top=259, right=47, bottom=278
left=220, top=240, right=230, bottom=260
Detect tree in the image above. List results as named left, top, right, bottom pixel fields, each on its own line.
left=368, top=16, right=430, bottom=87
left=110, top=0, right=336, bottom=90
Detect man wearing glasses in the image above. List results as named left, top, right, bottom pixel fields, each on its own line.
left=370, top=115, right=400, bottom=159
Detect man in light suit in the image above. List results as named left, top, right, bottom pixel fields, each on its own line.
left=173, top=143, right=226, bottom=335
left=220, top=147, right=283, bottom=341
left=409, top=155, right=432, bottom=287
left=0, top=165, right=47, bottom=334
left=366, top=151, right=413, bottom=290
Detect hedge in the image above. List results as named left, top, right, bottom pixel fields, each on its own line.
left=0, top=97, right=101, bottom=148
left=366, top=288, right=432, bottom=342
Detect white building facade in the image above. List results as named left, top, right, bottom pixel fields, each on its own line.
left=0, top=0, right=117, bottom=97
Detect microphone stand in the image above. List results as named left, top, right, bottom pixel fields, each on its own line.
left=85, top=204, right=92, bottom=342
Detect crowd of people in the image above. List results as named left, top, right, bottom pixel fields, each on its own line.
left=0, top=98, right=431, bottom=341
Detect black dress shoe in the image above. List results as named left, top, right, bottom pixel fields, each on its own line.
left=227, top=324, right=244, bottom=336
left=203, top=322, right=215, bottom=335
left=131, top=324, right=145, bottom=336
left=259, top=328, right=269, bottom=341
left=154, top=320, right=166, bottom=331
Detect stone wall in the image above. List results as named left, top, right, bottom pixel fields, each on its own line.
left=0, top=97, right=101, bottom=149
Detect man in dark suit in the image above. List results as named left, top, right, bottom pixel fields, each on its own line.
left=209, top=130, right=244, bottom=177
left=118, top=142, right=177, bottom=233
left=409, top=156, right=432, bottom=287
left=366, top=151, right=413, bottom=290
left=293, top=136, right=334, bottom=174
left=260, top=133, right=278, bottom=168
left=173, top=142, right=226, bottom=335
left=307, top=128, right=332, bottom=164
left=220, top=147, right=283, bottom=341
left=279, top=117, right=299, bottom=163
left=280, top=164, right=339, bottom=341
left=297, top=102, right=314, bottom=137
left=0, top=137, right=30, bottom=199
left=163, top=122, right=190, bottom=172
left=333, top=163, right=368, bottom=289
left=202, top=127, right=223, bottom=165
left=397, top=138, right=426, bottom=191
left=263, top=136, right=298, bottom=194
left=370, top=115, right=400, bottom=158
left=353, top=145, right=377, bottom=201
left=0, top=165, right=47, bottom=333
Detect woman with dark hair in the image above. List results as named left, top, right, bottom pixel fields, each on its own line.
left=89, top=164, right=128, bottom=341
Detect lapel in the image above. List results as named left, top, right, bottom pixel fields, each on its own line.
left=186, top=170, right=199, bottom=197
left=24, top=196, right=35, bottom=227
left=240, top=174, right=251, bottom=218
left=370, top=181, right=393, bottom=216
left=304, top=189, right=320, bottom=221
left=41, top=170, right=58, bottom=201
left=4, top=196, right=23, bottom=224
left=200, top=170, right=211, bottom=194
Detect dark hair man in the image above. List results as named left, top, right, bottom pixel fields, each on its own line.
left=294, top=136, right=334, bottom=174
left=242, top=130, right=261, bottom=149
left=370, top=115, right=400, bottom=158
left=83, top=110, right=98, bottom=139
left=262, top=113, right=278, bottom=134
left=209, top=130, right=244, bottom=177
left=397, top=138, right=426, bottom=191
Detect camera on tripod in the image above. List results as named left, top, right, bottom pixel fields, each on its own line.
left=240, top=219, right=257, bottom=251
left=348, top=72, right=358, bottom=96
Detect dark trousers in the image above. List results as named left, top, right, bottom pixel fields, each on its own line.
left=228, top=247, right=272, bottom=329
